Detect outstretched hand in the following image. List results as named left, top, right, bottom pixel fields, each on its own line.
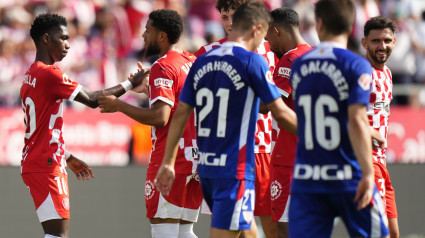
left=129, top=62, right=150, bottom=94
left=154, top=164, right=175, bottom=196
left=67, top=155, right=94, bottom=181
left=98, top=95, right=119, bottom=113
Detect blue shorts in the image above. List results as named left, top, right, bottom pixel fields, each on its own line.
left=200, top=178, right=255, bottom=230
left=289, top=188, right=389, bottom=238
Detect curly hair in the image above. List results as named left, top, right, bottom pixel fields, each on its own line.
left=215, top=0, right=247, bottom=12
left=30, top=13, right=67, bottom=45
left=149, top=9, right=183, bottom=45
left=364, top=16, right=397, bottom=37
left=270, top=8, right=299, bottom=29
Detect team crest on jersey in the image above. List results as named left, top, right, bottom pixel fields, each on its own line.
left=278, top=67, right=291, bottom=77
left=62, top=197, right=70, bottom=210
left=145, top=180, right=155, bottom=200
left=154, top=78, right=173, bottom=89
left=270, top=180, right=282, bottom=201
left=62, top=73, right=73, bottom=85
left=358, top=73, right=371, bottom=90
left=265, top=71, right=275, bottom=85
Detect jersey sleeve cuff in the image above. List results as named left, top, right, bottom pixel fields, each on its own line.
left=68, top=84, right=83, bottom=102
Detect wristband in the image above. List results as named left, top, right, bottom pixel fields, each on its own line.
left=120, top=80, right=133, bottom=92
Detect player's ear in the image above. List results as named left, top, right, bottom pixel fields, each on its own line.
left=41, top=33, right=49, bottom=45
left=361, top=37, right=367, bottom=50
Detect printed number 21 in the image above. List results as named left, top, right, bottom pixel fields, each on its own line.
left=196, top=88, right=229, bottom=138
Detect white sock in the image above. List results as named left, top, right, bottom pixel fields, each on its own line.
left=178, top=223, right=197, bottom=238
left=151, top=223, right=179, bottom=238
left=44, top=235, right=61, bottom=238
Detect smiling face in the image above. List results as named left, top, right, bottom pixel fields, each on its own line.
left=142, top=19, right=161, bottom=58
left=362, top=28, right=396, bottom=68
left=220, top=8, right=236, bottom=35
left=47, top=25, right=70, bottom=62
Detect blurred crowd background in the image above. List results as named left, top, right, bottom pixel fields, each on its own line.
left=0, top=0, right=425, bottom=108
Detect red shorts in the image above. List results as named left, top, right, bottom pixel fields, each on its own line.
left=145, top=172, right=203, bottom=222
left=254, top=153, right=272, bottom=216
left=270, top=164, right=293, bottom=222
left=374, top=162, right=398, bottom=218
left=22, top=172, right=70, bottom=222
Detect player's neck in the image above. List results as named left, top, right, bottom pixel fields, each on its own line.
left=285, top=33, right=308, bottom=52
left=319, top=34, right=348, bottom=48
left=227, top=32, right=252, bottom=51
left=34, top=51, right=54, bottom=65
left=159, top=44, right=180, bottom=57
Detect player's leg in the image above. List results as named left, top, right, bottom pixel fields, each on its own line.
left=179, top=173, right=203, bottom=238
left=240, top=218, right=258, bottom=238
left=375, top=163, right=399, bottom=238
left=288, top=193, right=335, bottom=238
left=41, top=219, right=69, bottom=238
left=270, top=165, right=292, bottom=238
left=22, top=172, right=71, bottom=238
left=253, top=153, right=277, bottom=238
left=201, top=178, right=256, bottom=238
left=337, top=189, right=389, bottom=238
left=146, top=173, right=194, bottom=238
left=383, top=169, right=399, bottom=238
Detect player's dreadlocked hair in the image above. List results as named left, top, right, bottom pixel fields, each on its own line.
left=149, top=9, right=183, bottom=45
left=215, top=0, right=247, bottom=13
left=364, top=16, right=397, bottom=37
left=30, top=13, right=67, bottom=45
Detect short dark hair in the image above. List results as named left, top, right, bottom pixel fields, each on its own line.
left=215, top=0, right=247, bottom=12
left=364, top=16, right=397, bottom=37
left=315, top=0, right=355, bottom=35
left=149, top=9, right=183, bottom=44
left=232, top=1, right=271, bottom=32
left=30, top=13, right=67, bottom=45
left=270, top=8, right=299, bottom=29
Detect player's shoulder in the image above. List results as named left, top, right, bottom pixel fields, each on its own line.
left=194, top=37, right=228, bottom=57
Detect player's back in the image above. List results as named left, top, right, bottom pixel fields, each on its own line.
left=20, top=61, right=81, bottom=173
left=290, top=42, right=372, bottom=193
left=182, top=42, right=279, bottom=181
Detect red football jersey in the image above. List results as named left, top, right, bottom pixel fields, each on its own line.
left=271, top=44, right=312, bottom=166
left=20, top=61, right=82, bottom=173
left=148, top=50, right=197, bottom=175
left=195, top=38, right=278, bottom=153
left=367, top=65, right=393, bottom=165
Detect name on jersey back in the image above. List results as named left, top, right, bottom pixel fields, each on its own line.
left=292, top=60, right=349, bottom=101
left=192, top=61, right=244, bottom=90
left=23, top=74, right=36, bottom=88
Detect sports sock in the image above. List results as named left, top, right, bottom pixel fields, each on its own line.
left=151, top=223, right=179, bottom=238
left=178, top=223, right=197, bottom=238
left=44, top=234, right=61, bottom=238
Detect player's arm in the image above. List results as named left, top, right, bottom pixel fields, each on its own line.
left=74, top=66, right=150, bottom=108
left=98, top=97, right=172, bottom=127
left=370, top=127, right=385, bottom=149
left=154, top=102, right=194, bottom=195
left=266, top=97, right=297, bottom=135
left=348, top=104, right=374, bottom=210
left=64, top=150, right=94, bottom=181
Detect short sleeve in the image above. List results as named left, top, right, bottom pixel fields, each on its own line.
left=248, top=54, right=281, bottom=104
left=273, top=54, right=296, bottom=98
left=48, top=66, right=81, bottom=101
left=348, top=58, right=372, bottom=107
left=179, top=61, right=197, bottom=107
left=149, top=62, right=176, bottom=107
